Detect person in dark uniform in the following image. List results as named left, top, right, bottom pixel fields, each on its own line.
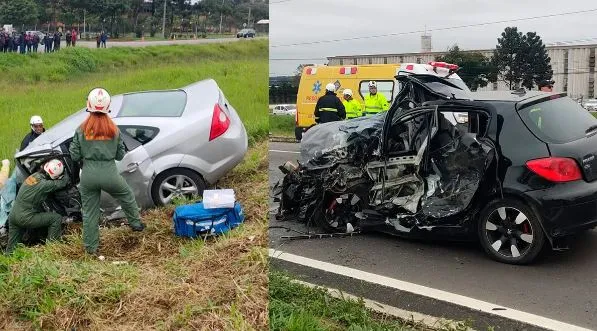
left=314, top=83, right=346, bottom=124
left=25, top=32, right=33, bottom=53
left=32, top=33, right=40, bottom=52
left=53, top=31, right=61, bottom=51
left=19, top=32, right=25, bottom=53
left=21, top=116, right=46, bottom=151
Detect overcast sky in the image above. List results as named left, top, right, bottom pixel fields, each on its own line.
left=270, top=0, right=597, bottom=76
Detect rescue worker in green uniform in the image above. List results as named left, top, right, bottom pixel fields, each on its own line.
left=70, top=88, right=145, bottom=255
left=342, top=89, right=363, bottom=119
left=364, top=81, right=389, bottom=115
left=6, top=159, right=70, bottom=253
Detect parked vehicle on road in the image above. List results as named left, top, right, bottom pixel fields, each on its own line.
left=276, top=62, right=597, bottom=264
left=272, top=104, right=296, bottom=116
left=236, top=28, right=255, bottom=38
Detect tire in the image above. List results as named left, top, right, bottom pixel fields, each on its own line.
left=294, top=127, right=303, bottom=142
left=150, top=168, right=206, bottom=206
left=477, top=198, right=545, bottom=265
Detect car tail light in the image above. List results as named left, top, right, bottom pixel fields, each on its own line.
left=429, top=61, right=459, bottom=70
left=339, top=67, right=357, bottom=75
left=526, top=157, right=582, bottom=182
left=209, top=103, right=230, bottom=141
left=295, top=105, right=299, bottom=125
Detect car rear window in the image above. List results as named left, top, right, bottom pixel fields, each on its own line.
left=118, top=91, right=186, bottom=117
left=519, top=96, right=597, bottom=144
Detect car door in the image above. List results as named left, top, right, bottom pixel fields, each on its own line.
left=98, top=127, right=157, bottom=213
left=365, top=106, right=439, bottom=211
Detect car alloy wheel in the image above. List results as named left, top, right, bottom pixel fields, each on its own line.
left=478, top=199, right=545, bottom=264
left=158, top=174, right=198, bottom=204
left=485, top=207, right=534, bottom=258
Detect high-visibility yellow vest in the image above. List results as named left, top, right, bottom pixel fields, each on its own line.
left=364, top=93, right=389, bottom=115
left=342, top=99, right=363, bottom=119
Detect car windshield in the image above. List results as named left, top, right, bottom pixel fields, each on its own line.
left=118, top=90, right=187, bottom=117
left=519, top=96, right=597, bottom=144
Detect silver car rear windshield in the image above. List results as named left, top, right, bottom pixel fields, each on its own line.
left=118, top=90, right=187, bottom=117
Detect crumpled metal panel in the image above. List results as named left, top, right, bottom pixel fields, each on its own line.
left=420, top=132, right=494, bottom=219
left=300, top=114, right=386, bottom=169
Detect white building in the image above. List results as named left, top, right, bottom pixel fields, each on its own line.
left=327, top=44, right=597, bottom=99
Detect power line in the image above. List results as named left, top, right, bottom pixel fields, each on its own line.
left=270, top=8, right=597, bottom=48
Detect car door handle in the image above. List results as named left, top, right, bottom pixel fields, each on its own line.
left=126, top=162, right=139, bottom=173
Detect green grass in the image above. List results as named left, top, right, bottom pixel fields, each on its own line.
left=270, top=271, right=422, bottom=331
left=0, top=142, right=269, bottom=330
left=0, top=39, right=267, bottom=83
left=591, top=112, right=597, bottom=119
left=0, top=45, right=268, bottom=158
left=269, top=114, right=295, bottom=137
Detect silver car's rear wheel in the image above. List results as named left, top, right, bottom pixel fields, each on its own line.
left=151, top=168, right=206, bottom=206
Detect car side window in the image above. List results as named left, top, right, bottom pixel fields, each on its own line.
left=119, top=125, right=159, bottom=146
left=359, top=80, right=394, bottom=102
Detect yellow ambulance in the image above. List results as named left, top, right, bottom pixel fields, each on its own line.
left=294, top=64, right=401, bottom=140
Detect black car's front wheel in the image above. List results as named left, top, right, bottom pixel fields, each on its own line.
left=477, top=198, right=545, bottom=265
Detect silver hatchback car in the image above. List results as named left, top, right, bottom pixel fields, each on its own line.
left=14, top=79, right=248, bottom=217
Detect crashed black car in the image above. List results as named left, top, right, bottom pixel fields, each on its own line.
left=275, top=67, right=597, bottom=264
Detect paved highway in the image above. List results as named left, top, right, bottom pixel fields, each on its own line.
left=269, top=141, right=597, bottom=330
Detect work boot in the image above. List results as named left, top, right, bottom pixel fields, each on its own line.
left=129, top=222, right=145, bottom=232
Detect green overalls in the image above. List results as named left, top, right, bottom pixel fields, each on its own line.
left=6, top=172, right=69, bottom=253
left=69, top=127, right=143, bottom=254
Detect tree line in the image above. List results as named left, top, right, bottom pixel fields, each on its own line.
left=0, top=0, right=269, bottom=38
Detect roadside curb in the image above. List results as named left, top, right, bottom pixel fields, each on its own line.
left=269, top=135, right=298, bottom=143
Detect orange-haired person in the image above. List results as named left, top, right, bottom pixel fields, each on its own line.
left=69, top=88, right=145, bottom=255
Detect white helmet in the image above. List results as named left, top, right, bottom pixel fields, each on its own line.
left=87, top=88, right=111, bottom=113
left=368, top=81, right=377, bottom=88
left=43, top=159, right=64, bottom=179
left=30, top=115, right=43, bottom=125
left=343, top=89, right=353, bottom=96
left=325, top=83, right=336, bottom=92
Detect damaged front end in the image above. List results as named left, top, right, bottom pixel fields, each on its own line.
left=275, top=74, right=498, bottom=238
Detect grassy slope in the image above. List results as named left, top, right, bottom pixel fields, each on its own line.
left=269, top=114, right=295, bottom=137
left=0, top=41, right=269, bottom=329
left=0, top=44, right=268, bottom=158
left=0, top=40, right=266, bottom=83
left=0, top=142, right=269, bottom=330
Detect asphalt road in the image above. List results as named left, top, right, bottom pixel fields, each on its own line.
left=269, top=141, right=597, bottom=330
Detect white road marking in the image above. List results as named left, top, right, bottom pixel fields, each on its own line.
left=270, top=249, right=593, bottom=331
left=269, top=150, right=300, bottom=154
left=291, top=279, right=470, bottom=331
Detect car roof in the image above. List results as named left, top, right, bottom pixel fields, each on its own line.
left=469, top=90, right=557, bottom=102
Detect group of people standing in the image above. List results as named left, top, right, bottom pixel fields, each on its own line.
left=0, top=30, right=78, bottom=54
left=314, top=81, right=390, bottom=124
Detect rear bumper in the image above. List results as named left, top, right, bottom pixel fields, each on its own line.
left=523, top=180, right=597, bottom=237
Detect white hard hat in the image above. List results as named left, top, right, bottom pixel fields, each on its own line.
left=325, top=83, right=336, bottom=92
left=43, top=159, right=64, bottom=179
left=30, top=115, right=43, bottom=125
left=368, top=81, right=377, bottom=88
left=343, top=89, right=353, bottom=96
left=87, top=88, right=111, bottom=113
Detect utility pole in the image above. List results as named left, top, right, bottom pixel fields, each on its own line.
left=83, top=10, right=86, bottom=38
left=247, top=6, right=251, bottom=28
left=162, top=0, right=167, bottom=38
left=219, top=0, right=224, bottom=34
